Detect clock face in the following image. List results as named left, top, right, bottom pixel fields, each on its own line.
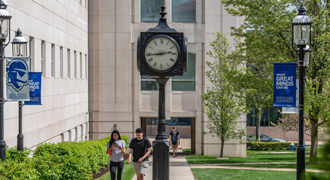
left=144, top=36, right=179, bottom=72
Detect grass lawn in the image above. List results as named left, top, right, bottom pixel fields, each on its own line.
left=95, top=160, right=135, bottom=180
left=191, top=168, right=322, bottom=180
left=186, top=148, right=323, bottom=165
left=223, top=163, right=320, bottom=169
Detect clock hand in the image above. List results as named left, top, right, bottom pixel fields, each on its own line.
left=146, top=52, right=164, bottom=56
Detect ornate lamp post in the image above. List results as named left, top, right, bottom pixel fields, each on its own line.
left=0, top=0, right=12, bottom=161
left=137, top=5, right=187, bottom=180
left=291, top=4, right=312, bottom=180
left=12, top=28, right=28, bottom=151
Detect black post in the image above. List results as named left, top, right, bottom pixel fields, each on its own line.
left=17, top=101, right=24, bottom=151
left=0, top=41, right=6, bottom=161
left=152, top=77, right=170, bottom=180
left=297, top=47, right=306, bottom=180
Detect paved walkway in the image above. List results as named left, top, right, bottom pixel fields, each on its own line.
left=132, top=155, right=195, bottom=180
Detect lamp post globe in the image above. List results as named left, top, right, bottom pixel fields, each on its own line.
left=12, top=28, right=27, bottom=57
left=0, top=0, right=11, bottom=161
left=292, top=5, right=311, bottom=47
left=291, top=4, right=312, bottom=180
left=0, top=0, right=11, bottom=41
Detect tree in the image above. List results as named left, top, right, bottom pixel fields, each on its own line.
left=202, top=33, right=247, bottom=158
left=220, top=0, right=330, bottom=163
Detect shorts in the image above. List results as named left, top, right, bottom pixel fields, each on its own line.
left=133, top=161, right=149, bottom=175
left=171, top=144, right=178, bottom=149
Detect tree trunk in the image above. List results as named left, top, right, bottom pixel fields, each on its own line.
left=256, top=114, right=261, bottom=142
left=220, top=138, right=225, bottom=158
left=309, top=119, right=318, bottom=164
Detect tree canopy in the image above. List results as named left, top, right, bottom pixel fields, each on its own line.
left=220, top=0, right=330, bottom=163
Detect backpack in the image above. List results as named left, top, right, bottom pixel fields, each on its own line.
left=171, top=131, right=178, bottom=145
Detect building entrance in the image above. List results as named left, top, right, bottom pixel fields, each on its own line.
left=141, top=117, right=195, bottom=153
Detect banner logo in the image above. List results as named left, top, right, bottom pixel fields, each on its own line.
left=6, top=60, right=29, bottom=92
left=273, top=63, right=297, bottom=107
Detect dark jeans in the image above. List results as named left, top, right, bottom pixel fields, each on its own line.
left=110, top=161, right=124, bottom=180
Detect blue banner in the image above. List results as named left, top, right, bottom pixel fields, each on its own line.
left=273, top=63, right=296, bottom=107
left=24, top=72, right=42, bottom=105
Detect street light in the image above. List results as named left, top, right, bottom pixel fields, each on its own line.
left=0, top=0, right=12, bottom=161
left=291, top=4, right=312, bottom=180
left=12, top=28, right=28, bottom=151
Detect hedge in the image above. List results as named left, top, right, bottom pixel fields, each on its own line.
left=0, top=135, right=129, bottom=180
left=246, top=142, right=299, bottom=150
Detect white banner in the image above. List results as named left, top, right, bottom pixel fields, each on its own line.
left=6, top=57, right=30, bottom=101
left=282, top=79, right=299, bottom=114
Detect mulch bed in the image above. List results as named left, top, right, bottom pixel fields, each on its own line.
left=92, top=154, right=129, bottom=179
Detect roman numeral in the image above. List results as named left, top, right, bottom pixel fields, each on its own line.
left=172, top=53, right=177, bottom=55
left=170, top=46, right=175, bottom=49
left=170, top=58, right=175, bottom=62
left=153, top=41, right=157, bottom=45
left=148, top=58, right=153, bottom=63
left=160, top=64, right=163, bottom=69
left=167, top=63, right=170, bottom=67
left=160, top=39, right=163, bottom=44
left=166, top=41, right=169, bottom=45
left=153, top=62, right=157, bottom=67
left=148, top=46, right=153, bottom=49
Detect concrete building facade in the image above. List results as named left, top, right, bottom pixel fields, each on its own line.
left=88, top=0, right=246, bottom=157
left=4, top=0, right=89, bottom=149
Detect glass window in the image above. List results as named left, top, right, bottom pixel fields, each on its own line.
left=29, top=37, right=34, bottom=71
left=172, top=0, right=196, bottom=22
left=67, top=49, right=70, bottom=78
left=51, top=44, right=55, bottom=77
left=246, top=107, right=282, bottom=127
left=41, top=41, right=45, bottom=76
left=60, top=47, right=63, bottom=78
left=74, top=51, right=77, bottom=78
left=141, top=0, right=165, bottom=22
left=141, top=75, right=158, bottom=91
left=85, top=54, right=88, bottom=79
left=172, top=53, right=196, bottom=91
left=80, top=53, right=82, bottom=79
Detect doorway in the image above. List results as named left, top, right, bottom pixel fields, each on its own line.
left=140, top=117, right=195, bottom=154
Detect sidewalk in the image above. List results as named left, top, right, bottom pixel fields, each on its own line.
left=132, top=155, right=195, bottom=180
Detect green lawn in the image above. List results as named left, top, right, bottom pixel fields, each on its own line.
left=191, top=168, right=322, bottom=180
left=223, top=163, right=320, bottom=169
left=95, top=160, right=135, bottom=180
left=186, top=148, right=323, bottom=165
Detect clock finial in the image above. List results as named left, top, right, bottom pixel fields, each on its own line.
left=160, top=5, right=167, bottom=21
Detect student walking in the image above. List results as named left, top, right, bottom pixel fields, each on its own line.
left=106, top=130, right=126, bottom=180
left=128, top=128, right=151, bottom=180
left=169, top=127, right=180, bottom=157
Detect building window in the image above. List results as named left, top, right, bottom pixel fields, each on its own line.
left=172, top=53, right=196, bottom=91
left=141, top=75, right=158, bottom=91
left=74, top=51, right=77, bottom=78
left=51, top=44, right=55, bottom=77
left=67, top=49, right=70, bottom=78
left=29, top=37, right=34, bottom=71
left=41, top=41, right=45, bottom=76
left=60, top=47, right=63, bottom=78
left=172, top=0, right=196, bottom=22
left=146, top=117, right=192, bottom=126
left=141, top=0, right=165, bottom=22
left=246, top=107, right=282, bottom=127
left=85, top=54, right=88, bottom=79
left=80, top=53, right=82, bottom=79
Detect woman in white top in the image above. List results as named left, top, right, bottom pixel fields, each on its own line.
left=106, top=130, right=126, bottom=180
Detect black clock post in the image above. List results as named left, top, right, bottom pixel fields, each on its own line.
left=137, top=5, right=187, bottom=180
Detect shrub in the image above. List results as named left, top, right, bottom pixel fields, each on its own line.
left=246, top=142, right=299, bottom=150
left=1, top=135, right=130, bottom=180
left=0, top=158, right=39, bottom=180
